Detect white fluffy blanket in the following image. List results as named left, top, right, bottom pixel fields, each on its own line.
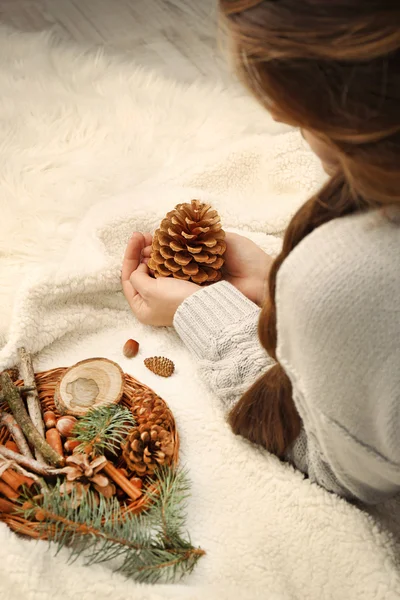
left=1, top=28, right=399, bottom=600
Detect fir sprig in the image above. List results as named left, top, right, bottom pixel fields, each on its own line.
left=19, top=467, right=204, bottom=583
left=72, top=405, right=135, bottom=457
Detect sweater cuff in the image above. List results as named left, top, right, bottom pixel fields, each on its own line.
left=173, top=281, right=260, bottom=359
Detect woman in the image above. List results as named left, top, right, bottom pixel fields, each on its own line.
left=122, top=0, right=400, bottom=504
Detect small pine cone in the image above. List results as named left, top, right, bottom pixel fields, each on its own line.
left=130, top=390, right=174, bottom=429
left=122, top=424, right=175, bottom=477
left=148, top=199, right=226, bottom=284
left=144, top=357, right=174, bottom=378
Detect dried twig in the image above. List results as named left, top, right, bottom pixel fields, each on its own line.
left=17, top=348, right=46, bottom=463
left=0, top=373, right=64, bottom=467
left=18, top=386, right=36, bottom=393
left=0, top=411, right=33, bottom=459
left=0, top=445, right=66, bottom=477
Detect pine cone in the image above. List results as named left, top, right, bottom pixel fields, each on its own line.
left=122, top=424, right=175, bottom=476
left=130, top=390, right=174, bottom=429
left=148, top=200, right=226, bottom=284
left=144, top=357, right=174, bottom=378
left=62, top=454, right=116, bottom=498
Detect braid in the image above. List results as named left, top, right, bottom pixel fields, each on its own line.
left=229, top=175, right=362, bottom=455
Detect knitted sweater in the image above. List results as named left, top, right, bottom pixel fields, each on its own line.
left=174, top=209, right=400, bottom=504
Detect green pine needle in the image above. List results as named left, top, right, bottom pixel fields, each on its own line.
left=19, top=467, right=204, bottom=584
left=72, top=404, right=135, bottom=456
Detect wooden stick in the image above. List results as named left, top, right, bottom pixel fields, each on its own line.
left=0, top=373, right=64, bottom=468
left=17, top=348, right=46, bottom=463
left=104, top=462, right=142, bottom=500
left=0, top=411, right=33, bottom=459
left=0, top=387, right=36, bottom=402
left=0, top=445, right=66, bottom=477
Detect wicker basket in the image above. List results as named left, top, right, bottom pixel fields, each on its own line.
left=0, top=367, right=179, bottom=539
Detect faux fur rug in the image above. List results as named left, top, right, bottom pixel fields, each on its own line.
left=0, top=25, right=288, bottom=340
left=1, top=26, right=399, bottom=600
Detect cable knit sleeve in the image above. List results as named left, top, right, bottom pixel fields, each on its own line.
left=173, top=281, right=274, bottom=415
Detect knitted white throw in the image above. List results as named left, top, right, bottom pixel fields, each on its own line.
left=0, top=28, right=399, bottom=600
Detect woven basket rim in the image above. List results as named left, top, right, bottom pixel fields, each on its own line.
left=0, top=365, right=180, bottom=539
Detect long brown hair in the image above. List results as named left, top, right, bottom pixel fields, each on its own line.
left=221, top=0, right=400, bottom=457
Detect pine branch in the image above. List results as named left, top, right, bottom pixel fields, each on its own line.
left=19, top=467, right=204, bottom=583
left=72, top=405, right=135, bottom=457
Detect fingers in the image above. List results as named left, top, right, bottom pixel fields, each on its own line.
left=143, top=232, right=153, bottom=247
left=122, top=233, right=145, bottom=284
left=142, top=246, right=152, bottom=258
left=129, top=262, right=153, bottom=298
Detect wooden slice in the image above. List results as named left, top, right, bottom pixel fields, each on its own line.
left=54, top=358, right=124, bottom=416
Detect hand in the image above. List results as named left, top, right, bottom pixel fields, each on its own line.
left=222, top=232, right=274, bottom=306
left=122, top=233, right=200, bottom=326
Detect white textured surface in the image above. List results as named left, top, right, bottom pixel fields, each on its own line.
left=0, top=25, right=287, bottom=343
left=0, top=29, right=399, bottom=600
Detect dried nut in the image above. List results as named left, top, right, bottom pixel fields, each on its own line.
left=43, top=411, right=57, bottom=429
left=64, top=439, right=80, bottom=454
left=123, top=339, right=139, bottom=358
left=56, top=416, right=78, bottom=438
left=130, top=477, right=143, bottom=490
left=46, top=428, right=64, bottom=458
left=117, top=468, right=128, bottom=477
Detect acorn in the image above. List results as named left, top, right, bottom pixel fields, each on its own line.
left=130, top=477, right=143, bottom=491
left=45, top=429, right=64, bottom=458
left=64, top=439, right=80, bottom=454
left=56, top=415, right=77, bottom=438
left=123, top=339, right=139, bottom=358
left=43, top=411, right=57, bottom=429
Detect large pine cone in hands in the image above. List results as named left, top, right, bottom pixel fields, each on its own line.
left=122, top=424, right=175, bottom=477
left=148, top=200, right=226, bottom=284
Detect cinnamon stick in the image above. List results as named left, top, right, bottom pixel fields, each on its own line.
left=0, top=445, right=66, bottom=477
left=17, top=348, right=46, bottom=463
left=0, top=479, right=19, bottom=500
left=0, top=411, right=33, bottom=459
left=1, top=469, right=34, bottom=492
left=0, top=373, right=64, bottom=467
left=0, top=497, right=17, bottom=514
left=104, top=462, right=142, bottom=500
